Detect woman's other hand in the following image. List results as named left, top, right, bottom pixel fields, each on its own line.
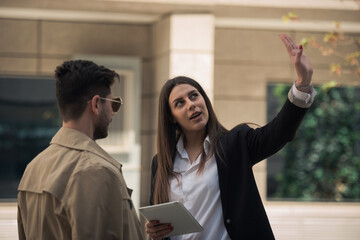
left=145, top=220, right=174, bottom=240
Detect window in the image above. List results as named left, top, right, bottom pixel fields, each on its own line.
left=0, top=76, right=60, bottom=199
left=0, top=56, right=142, bottom=207
left=97, top=71, right=139, bottom=164
left=74, top=55, right=142, bottom=210
left=266, top=82, right=360, bottom=202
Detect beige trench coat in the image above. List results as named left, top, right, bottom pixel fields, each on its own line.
left=17, top=127, right=143, bottom=240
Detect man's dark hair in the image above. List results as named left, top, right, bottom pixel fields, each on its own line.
left=55, top=60, right=119, bottom=121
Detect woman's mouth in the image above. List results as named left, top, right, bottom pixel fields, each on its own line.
left=190, top=112, right=201, bottom=120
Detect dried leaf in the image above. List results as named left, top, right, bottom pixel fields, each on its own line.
left=323, top=31, right=344, bottom=45
left=282, top=11, right=299, bottom=23
left=282, top=15, right=290, bottom=23
left=300, top=38, right=310, bottom=47
left=310, top=39, right=319, bottom=49
left=330, top=64, right=342, bottom=76
left=320, top=47, right=334, bottom=56
left=346, top=51, right=360, bottom=65
left=334, top=21, right=341, bottom=30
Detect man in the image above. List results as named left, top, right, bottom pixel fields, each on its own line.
left=17, top=60, right=143, bottom=239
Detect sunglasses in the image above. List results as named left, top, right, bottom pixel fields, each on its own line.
left=99, top=97, right=123, bottom=112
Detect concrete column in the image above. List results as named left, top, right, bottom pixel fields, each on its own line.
left=152, top=13, right=215, bottom=101
left=169, top=14, right=214, bottom=101
left=141, top=13, right=215, bottom=211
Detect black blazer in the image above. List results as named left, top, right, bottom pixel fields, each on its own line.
left=150, top=99, right=308, bottom=240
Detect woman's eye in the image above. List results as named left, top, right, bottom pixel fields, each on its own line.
left=190, top=93, right=198, bottom=99
left=175, top=101, right=184, bottom=107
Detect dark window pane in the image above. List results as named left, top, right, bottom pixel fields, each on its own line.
left=0, top=76, right=60, bottom=199
left=266, top=83, right=360, bottom=202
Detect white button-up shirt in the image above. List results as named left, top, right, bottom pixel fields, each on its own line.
left=169, top=136, right=230, bottom=240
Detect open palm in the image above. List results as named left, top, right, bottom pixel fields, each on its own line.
left=279, top=33, right=313, bottom=86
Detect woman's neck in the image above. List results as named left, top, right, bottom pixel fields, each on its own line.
left=183, top=129, right=206, bottom=163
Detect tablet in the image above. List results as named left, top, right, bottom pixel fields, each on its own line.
left=139, top=201, right=203, bottom=237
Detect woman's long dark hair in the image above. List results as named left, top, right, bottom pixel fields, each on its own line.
left=154, top=76, right=228, bottom=204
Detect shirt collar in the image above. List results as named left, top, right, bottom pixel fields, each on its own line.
left=51, top=127, right=121, bottom=169
left=176, top=135, right=211, bottom=159
left=176, top=135, right=187, bottom=159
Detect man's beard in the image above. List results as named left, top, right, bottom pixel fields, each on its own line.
left=93, top=113, right=109, bottom=140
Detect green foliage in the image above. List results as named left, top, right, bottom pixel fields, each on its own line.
left=273, top=84, right=360, bottom=201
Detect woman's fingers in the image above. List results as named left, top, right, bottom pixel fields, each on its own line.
left=279, top=34, right=313, bottom=84
left=279, top=34, right=293, bottom=54
left=146, top=220, right=174, bottom=240
left=146, top=220, right=160, bottom=228
left=282, top=34, right=297, bottom=49
left=149, top=226, right=173, bottom=239
left=280, top=34, right=301, bottom=61
left=295, top=44, right=303, bottom=64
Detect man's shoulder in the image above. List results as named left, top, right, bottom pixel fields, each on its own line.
left=73, top=152, right=121, bottom=177
left=18, top=144, right=120, bottom=197
left=53, top=144, right=121, bottom=180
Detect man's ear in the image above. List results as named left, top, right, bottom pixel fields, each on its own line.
left=89, top=95, right=101, bottom=116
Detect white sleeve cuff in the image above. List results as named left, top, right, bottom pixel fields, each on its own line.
left=288, top=83, right=317, bottom=108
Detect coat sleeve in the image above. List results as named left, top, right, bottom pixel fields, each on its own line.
left=17, top=204, right=26, bottom=240
left=64, top=166, right=134, bottom=240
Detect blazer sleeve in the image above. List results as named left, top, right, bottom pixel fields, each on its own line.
left=245, top=98, right=308, bottom=165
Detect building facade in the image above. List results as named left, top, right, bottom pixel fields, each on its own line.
left=0, top=0, right=359, bottom=239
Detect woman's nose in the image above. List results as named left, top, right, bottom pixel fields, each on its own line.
left=187, top=100, right=196, bottom=110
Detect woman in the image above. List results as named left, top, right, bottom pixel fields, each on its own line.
left=146, top=34, right=315, bottom=239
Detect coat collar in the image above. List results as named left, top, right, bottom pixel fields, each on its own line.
left=51, top=127, right=121, bottom=169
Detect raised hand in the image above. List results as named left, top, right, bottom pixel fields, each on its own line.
left=279, top=33, right=313, bottom=90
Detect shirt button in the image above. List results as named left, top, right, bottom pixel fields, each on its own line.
left=226, top=219, right=231, bottom=224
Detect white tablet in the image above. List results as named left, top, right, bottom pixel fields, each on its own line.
left=139, top=201, right=204, bottom=237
